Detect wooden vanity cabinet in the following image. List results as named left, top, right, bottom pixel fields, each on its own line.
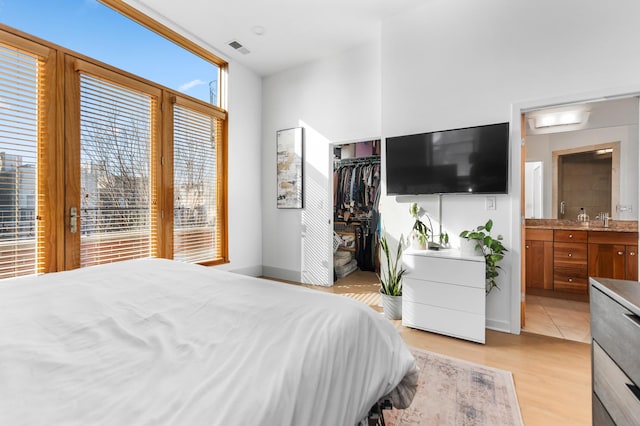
left=588, top=231, right=638, bottom=281
left=553, top=230, right=589, bottom=293
left=525, top=226, right=639, bottom=297
left=525, top=229, right=553, bottom=290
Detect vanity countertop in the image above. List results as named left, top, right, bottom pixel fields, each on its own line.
left=525, top=219, right=638, bottom=233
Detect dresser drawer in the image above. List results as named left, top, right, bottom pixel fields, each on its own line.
left=553, top=242, right=588, bottom=265
left=589, top=231, right=639, bottom=245
left=593, top=341, right=640, bottom=425
left=593, top=393, right=616, bottom=426
left=555, top=229, right=588, bottom=243
left=403, top=278, right=485, bottom=315
left=402, top=254, right=484, bottom=288
left=402, top=300, right=485, bottom=343
left=554, top=266, right=588, bottom=293
left=591, top=286, right=640, bottom=386
left=526, top=228, right=553, bottom=241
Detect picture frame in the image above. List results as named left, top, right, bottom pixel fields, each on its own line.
left=276, top=127, right=304, bottom=209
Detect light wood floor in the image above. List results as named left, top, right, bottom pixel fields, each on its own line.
left=311, top=270, right=592, bottom=426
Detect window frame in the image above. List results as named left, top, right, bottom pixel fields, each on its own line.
left=0, top=28, right=61, bottom=276
left=0, top=22, right=229, bottom=274
left=99, top=0, right=228, bottom=109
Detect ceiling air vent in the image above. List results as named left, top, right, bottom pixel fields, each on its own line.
left=228, top=40, right=250, bottom=55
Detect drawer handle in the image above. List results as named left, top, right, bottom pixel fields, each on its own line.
left=618, top=251, right=624, bottom=256
left=625, top=313, right=640, bottom=328
left=631, top=252, right=636, bottom=256
left=568, top=253, right=572, bottom=257
left=626, top=383, right=640, bottom=402
left=568, top=278, right=573, bottom=282
left=568, top=234, right=573, bottom=239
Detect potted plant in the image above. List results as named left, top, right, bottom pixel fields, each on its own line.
left=409, top=202, right=431, bottom=250
left=378, top=232, right=406, bottom=320
left=459, top=219, right=507, bottom=294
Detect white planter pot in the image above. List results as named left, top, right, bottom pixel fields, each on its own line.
left=380, top=292, right=402, bottom=320
left=410, top=232, right=426, bottom=250
left=460, top=238, right=482, bottom=257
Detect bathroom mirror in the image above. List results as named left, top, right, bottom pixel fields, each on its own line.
left=524, top=97, right=639, bottom=221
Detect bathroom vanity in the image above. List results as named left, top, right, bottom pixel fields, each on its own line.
left=525, top=219, right=638, bottom=296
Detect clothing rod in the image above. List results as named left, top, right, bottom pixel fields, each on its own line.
left=334, top=156, right=380, bottom=166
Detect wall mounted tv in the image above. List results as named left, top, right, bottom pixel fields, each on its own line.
left=385, top=122, right=510, bottom=195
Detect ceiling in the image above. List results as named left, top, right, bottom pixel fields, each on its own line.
left=125, top=0, right=425, bottom=76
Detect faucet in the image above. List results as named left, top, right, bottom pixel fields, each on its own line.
left=596, top=212, right=611, bottom=227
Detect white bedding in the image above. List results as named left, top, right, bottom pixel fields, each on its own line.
left=0, top=258, right=416, bottom=425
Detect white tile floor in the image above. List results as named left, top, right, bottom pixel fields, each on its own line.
left=522, top=295, right=591, bottom=343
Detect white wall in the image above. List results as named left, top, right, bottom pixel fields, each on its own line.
left=261, top=41, right=382, bottom=282
left=215, top=61, right=264, bottom=276
left=259, top=0, right=640, bottom=333
left=381, top=0, right=640, bottom=332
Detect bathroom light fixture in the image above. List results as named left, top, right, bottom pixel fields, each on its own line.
left=529, top=109, right=590, bottom=129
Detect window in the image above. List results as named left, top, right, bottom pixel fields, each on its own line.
left=173, top=98, right=225, bottom=263
left=0, top=35, right=54, bottom=279
left=0, top=0, right=222, bottom=106
left=0, top=21, right=228, bottom=277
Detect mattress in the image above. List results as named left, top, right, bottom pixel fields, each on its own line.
left=0, top=258, right=416, bottom=425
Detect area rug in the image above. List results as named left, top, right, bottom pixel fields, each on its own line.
left=385, top=348, right=524, bottom=426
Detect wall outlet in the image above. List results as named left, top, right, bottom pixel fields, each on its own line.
left=486, top=196, right=496, bottom=210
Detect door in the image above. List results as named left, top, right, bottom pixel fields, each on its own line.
left=524, top=161, right=543, bottom=218
left=64, top=57, right=162, bottom=270
left=588, top=243, right=626, bottom=280
left=0, top=31, right=60, bottom=279
left=520, top=114, right=527, bottom=327
left=299, top=129, right=331, bottom=286
left=525, top=240, right=545, bottom=288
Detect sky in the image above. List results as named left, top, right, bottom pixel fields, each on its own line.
left=0, top=0, right=218, bottom=104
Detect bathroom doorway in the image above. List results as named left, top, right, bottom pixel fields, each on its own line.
left=521, top=96, right=639, bottom=342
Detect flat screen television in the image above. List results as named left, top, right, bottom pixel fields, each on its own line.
left=385, top=122, right=510, bottom=195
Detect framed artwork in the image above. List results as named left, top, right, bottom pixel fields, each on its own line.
left=276, top=127, right=304, bottom=208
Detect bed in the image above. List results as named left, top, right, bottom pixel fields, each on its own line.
left=0, top=258, right=417, bottom=425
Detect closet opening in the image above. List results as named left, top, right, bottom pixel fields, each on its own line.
left=332, top=140, right=381, bottom=285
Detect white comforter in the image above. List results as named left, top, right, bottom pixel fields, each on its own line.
left=0, top=258, right=416, bottom=425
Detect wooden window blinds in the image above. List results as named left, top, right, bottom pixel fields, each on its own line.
left=173, top=97, right=225, bottom=264
left=0, top=42, right=46, bottom=279
left=78, top=73, right=157, bottom=268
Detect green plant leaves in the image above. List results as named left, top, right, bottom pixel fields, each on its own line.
left=459, top=219, right=506, bottom=295
left=378, top=232, right=406, bottom=296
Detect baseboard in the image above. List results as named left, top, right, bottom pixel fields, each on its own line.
left=486, top=319, right=512, bottom=334
left=228, top=264, right=263, bottom=277
left=261, top=266, right=301, bottom=283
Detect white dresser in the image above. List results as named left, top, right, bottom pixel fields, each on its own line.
left=402, top=248, right=486, bottom=344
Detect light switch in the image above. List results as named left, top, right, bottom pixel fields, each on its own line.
left=486, top=196, right=496, bottom=210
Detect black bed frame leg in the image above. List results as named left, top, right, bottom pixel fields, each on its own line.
left=367, top=399, right=392, bottom=426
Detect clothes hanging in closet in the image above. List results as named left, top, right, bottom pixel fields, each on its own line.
left=333, top=163, right=380, bottom=220
left=333, top=162, right=380, bottom=272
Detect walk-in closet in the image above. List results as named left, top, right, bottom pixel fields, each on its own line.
left=333, top=140, right=381, bottom=281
